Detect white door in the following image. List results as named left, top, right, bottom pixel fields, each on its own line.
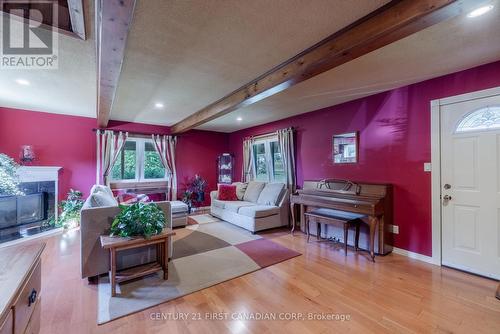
left=441, top=94, right=500, bottom=279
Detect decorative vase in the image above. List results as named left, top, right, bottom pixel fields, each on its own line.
left=196, top=191, right=205, bottom=203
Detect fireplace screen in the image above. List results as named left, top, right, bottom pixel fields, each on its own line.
left=0, top=193, right=45, bottom=230
left=18, top=194, right=45, bottom=224
left=0, top=196, right=17, bottom=229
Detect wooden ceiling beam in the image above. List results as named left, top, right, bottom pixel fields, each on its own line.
left=67, top=0, right=86, bottom=40
left=96, top=0, right=136, bottom=128
left=171, top=0, right=476, bottom=134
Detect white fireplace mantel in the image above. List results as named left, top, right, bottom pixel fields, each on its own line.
left=16, top=166, right=62, bottom=183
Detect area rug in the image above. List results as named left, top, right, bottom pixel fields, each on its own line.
left=97, top=216, right=300, bottom=324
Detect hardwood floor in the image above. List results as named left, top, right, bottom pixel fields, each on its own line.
left=23, top=228, right=500, bottom=333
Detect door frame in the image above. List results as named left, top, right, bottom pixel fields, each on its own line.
left=430, top=86, right=500, bottom=266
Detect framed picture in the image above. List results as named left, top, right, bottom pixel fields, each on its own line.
left=333, top=132, right=358, bottom=164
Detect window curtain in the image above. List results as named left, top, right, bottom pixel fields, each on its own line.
left=242, top=137, right=255, bottom=182
left=152, top=135, right=178, bottom=200
left=96, top=130, right=128, bottom=186
left=277, top=127, right=296, bottom=192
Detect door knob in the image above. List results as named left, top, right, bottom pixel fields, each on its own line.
left=444, top=184, right=451, bottom=190
left=443, top=195, right=452, bottom=201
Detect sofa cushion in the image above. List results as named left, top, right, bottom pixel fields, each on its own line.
left=88, top=190, right=119, bottom=208
left=232, top=182, right=248, bottom=200
left=257, top=183, right=285, bottom=206
left=218, top=184, right=238, bottom=201
left=243, top=181, right=266, bottom=203
left=224, top=201, right=255, bottom=213
left=238, top=205, right=279, bottom=218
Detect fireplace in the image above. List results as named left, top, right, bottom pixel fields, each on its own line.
left=0, top=166, right=61, bottom=244
left=0, top=193, right=46, bottom=229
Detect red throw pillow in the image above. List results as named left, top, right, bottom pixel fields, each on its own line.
left=218, top=184, right=238, bottom=201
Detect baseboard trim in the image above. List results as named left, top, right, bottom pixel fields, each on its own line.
left=392, top=247, right=439, bottom=266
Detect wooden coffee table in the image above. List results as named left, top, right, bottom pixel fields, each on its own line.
left=100, top=229, right=176, bottom=297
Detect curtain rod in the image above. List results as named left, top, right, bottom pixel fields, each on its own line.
left=246, top=127, right=294, bottom=140
left=91, top=128, right=175, bottom=138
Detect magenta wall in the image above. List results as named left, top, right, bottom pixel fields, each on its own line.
left=228, top=61, right=500, bottom=256
left=0, top=110, right=228, bottom=203
left=0, top=109, right=97, bottom=200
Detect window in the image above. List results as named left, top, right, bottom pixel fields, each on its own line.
left=252, top=138, right=286, bottom=183
left=456, top=106, right=500, bottom=133
left=111, top=138, right=166, bottom=182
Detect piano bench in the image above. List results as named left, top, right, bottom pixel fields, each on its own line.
left=304, top=208, right=367, bottom=256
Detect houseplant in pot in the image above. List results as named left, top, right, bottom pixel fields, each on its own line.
left=189, top=174, right=207, bottom=203
left=57, top=189, right=84, bottom=229
left=110, top=202, right=165, bottom=238
left=181, top=190, right=193, bottom=214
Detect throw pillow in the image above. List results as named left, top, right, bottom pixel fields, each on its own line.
left=232, top=182, right=248, bottom=200
left=257, top=183, right=285, bottom=205
left=89, top=190, right=119, bottom=207
left=218, top=184, right=238, bottom=201
left=117, top=193, right=151, bottom=204
left=243, top=181, right=266, bottom=203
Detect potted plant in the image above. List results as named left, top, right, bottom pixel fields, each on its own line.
left=57, top=189, right=84, bottom=229
left=0, top=153, right=23, bottom=196
left=181, top=190, right=193, bottom=213
left=110, top=202, right=165, bottom=238
left=189, top=174, right=207, bottom=203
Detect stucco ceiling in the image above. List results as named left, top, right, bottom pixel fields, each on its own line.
left=1, top=1, right=499, bottom=133
left=110, top=0, right=390, bottom=126
left=199, top=0, right=500, bottom=132
left=0, top=1, right=96, bottom=118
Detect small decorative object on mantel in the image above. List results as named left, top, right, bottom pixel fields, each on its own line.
left=333, top=132, right=359, bottom=164
left=20, top=145, right=35, bottom=165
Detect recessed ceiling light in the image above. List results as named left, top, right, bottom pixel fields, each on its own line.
left=154, top=102, right=164, bottom=109
left=236, top=117, right=243, bottom=121
left=15, top=79, right=30, bottom=86
left=467, top=5, right=494, bottom=18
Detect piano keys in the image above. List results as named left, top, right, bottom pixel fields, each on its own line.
left=290, top=179, right=393, bottom=258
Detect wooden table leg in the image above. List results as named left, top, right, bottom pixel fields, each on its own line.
left=354, top=222, right=360, bottom=251
left=163, top=238, right=169, bottom=280
left=343, top=223, right=348, bottom=256
left=368, top=216, right=378, bottom=262
left=300, top=204, right=305, bottom=232
left=306, top=216, right=311, bottom=242
left=110, top=248, right=116, bottom=297
left=290, top=202, right=296, bottom=235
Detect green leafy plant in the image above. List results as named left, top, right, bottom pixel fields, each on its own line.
left=110, top=202, right=165, bottom=238
left=57, top=189, right=84, bottom=228
left=0, top=153, right=23, bottom=196
left=181, top=190, right=193, bottom=213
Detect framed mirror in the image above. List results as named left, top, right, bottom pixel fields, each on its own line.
left=333, top=132, right=358, bottom=164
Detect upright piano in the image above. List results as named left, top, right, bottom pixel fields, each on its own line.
left=290, top=179, right=393, bottom=257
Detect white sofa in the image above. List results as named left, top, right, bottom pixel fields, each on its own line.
left=210, top=181, right=289, bottom=233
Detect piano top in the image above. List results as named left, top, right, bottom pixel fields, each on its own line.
left=299, top=179, right=390, bottom=198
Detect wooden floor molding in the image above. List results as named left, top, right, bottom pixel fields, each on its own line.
left=392, top=247, right=437, bottom=265
left=24, top=228, right=500, bottom=333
